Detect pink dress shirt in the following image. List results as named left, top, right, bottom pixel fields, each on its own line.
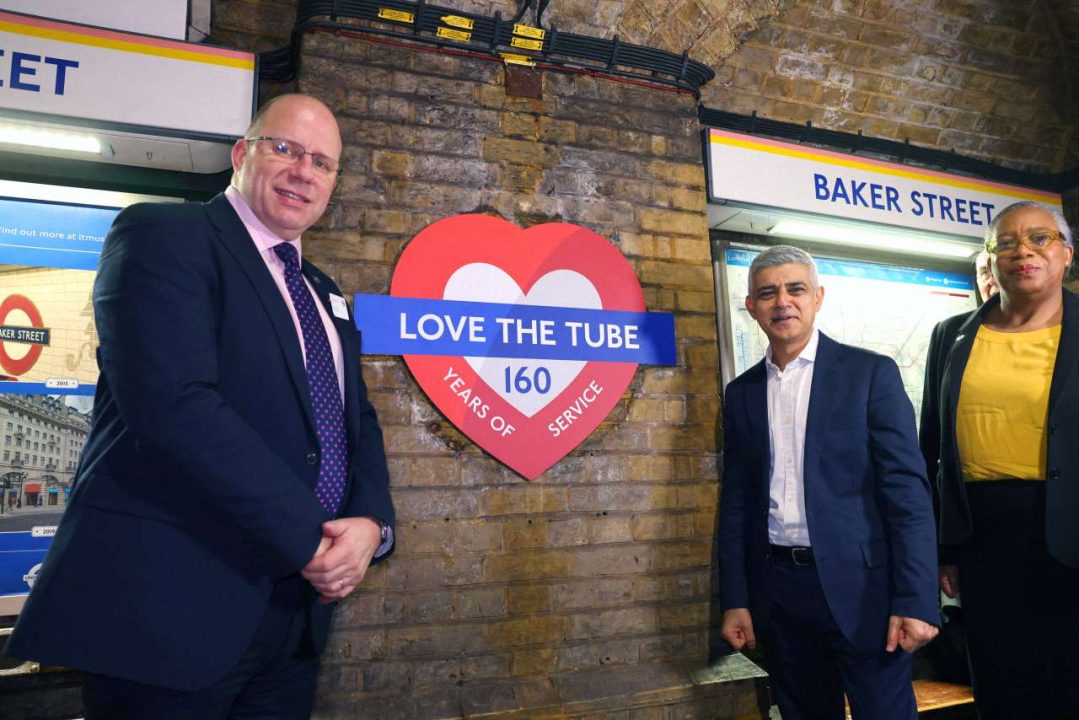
left=224, top=185, right=345, bottom=403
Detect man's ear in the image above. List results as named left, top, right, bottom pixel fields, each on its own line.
left=231, top=139, right=248, bottom=175
left=744, top=294, right=755, bottom=319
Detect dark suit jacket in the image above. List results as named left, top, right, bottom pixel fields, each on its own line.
left=719, top=333, right=938, bottom=655
left=8, top=195, right=394, bottom=690
left=920, top=290, right=1079, bottom=568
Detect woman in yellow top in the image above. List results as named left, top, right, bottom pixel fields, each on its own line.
left=921, top=201, right=1079, bottom=719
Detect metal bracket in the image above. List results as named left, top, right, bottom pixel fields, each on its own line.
left=0, top=627, right=40, bottom=677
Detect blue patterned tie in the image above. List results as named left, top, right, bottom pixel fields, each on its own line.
left=273, top=242, right=347, bottom=515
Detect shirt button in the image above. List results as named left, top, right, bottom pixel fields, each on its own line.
left=306, top=450, right=319, bottom=466
left=1048, top=468, right=1060, bottom=481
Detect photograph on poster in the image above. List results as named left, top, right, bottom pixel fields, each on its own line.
left=0, top=194, right=114, bottom=604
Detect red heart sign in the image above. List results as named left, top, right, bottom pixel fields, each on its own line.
left=390, top=214, right=646, bottom=479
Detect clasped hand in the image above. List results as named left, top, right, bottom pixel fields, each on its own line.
left=301, top=517, right=382, bottom=603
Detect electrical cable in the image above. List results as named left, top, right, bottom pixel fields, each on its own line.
left=260, top=0, right=714, bottom=96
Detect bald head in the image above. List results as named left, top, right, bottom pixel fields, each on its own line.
left=230, top=94, right=342, bottom=240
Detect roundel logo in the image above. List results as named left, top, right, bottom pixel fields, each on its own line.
left=22, top=562, right=42, bottom=589
left=0, top=294, right=48, bottom=377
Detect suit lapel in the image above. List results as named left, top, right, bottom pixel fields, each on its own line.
left=803, top=332, right=839, bottom=480
left=205, top=195, right=318, bottom=433
left=742, top=360, right=771, bottom=493
left=1049, top=290, right=1079, bottom=415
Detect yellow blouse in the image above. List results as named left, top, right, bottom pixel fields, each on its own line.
left=956, top=324, right=1060, bottom=482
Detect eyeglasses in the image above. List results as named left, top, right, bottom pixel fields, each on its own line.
left=986, top=230, right=1066, bottom=255
left=244, top=136, right=340, bottom=176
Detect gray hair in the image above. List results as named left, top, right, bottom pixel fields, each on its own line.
left=974, top=249, right=990, bottom=271
left=748, top=244, right=820, bottom=290
left=987, top=201, right=1073, bottom=247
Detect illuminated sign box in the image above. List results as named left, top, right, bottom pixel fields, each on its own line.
left=0, top=0, right=196, bottom=40
left=0, top=10, right=255, bottom=138
left=706, top=128, right=1062, bottom=239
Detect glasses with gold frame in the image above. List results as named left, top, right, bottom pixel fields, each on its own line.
left=986, top=230, right=1066, bottom=255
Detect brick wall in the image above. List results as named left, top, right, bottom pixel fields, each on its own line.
left=209, top=0, right=297, bottom=52
left=707, top=0, right=1072, bottom=174
left=263, top=0, right=1074, bottom=178
left=288, top=32, right=744, bottom=718
left=211, top=0, right=1077, bottom=175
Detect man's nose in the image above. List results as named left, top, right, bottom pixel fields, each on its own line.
left=288, top=153, right=316, bottom=180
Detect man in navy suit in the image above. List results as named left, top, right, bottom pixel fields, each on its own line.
left=8, top=94, right=395, bottom=719
left=719, top=245, right=938, bottom=720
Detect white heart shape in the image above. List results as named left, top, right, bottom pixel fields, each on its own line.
left=443, top=263, right=601, bottom=417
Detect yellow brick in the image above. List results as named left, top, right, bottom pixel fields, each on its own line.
left=538, top=117, right=577, bottom=143
left=685, top=343, right=720, bottom=368
left=511, top=648, right=558, bottom=675
left=372, top=149, right=411, bottom=177
left=507, top=585, right=552, bottom=614
left=645, top=159, right=705, bottom=187
left=651, top=540, right=712, bottom=571
left=482, top=486, right=570, bottom=515
left=626, top=455, right=675, bottom=481
left=671, top=236, right=712, bottom=262
left=638, top=208, right=707, bottom=236
left=665, top=398, right=687, bottom=422
left=504, top=518, right=550, bottom=548
left=639, top=259, right=713, bottom=289
left=616, top=232, right=657, bottom=258
left=628, top=397, right=666, bottom=422
left=365, top=209, right=410, bottom=234
left=676, top=289, right=718, bottom=314
left=675, top=314, right=719, bottom=342
left=481, top=136, right=560, bottom=166
left=658, top=601, right=709, bottom=629
left=475, top=83, right=508, bottom=108
left=501, top=111, right=540, bottom=138
left=484, top=552, right=573, bottom=582
left=487, top=616, right=568, bottom=648
left=648, top=425, right=714, bottom=452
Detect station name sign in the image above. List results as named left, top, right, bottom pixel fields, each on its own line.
left=0, top=10, right=254, bottom=137
left=706, top=128, right=1062, bottom=238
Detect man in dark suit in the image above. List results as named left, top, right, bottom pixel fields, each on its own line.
left=719, top=245, right=938, bottom=720
left=8, top=94, right=395, bottom=719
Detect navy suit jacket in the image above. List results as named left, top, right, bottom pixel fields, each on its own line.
left=719, top=332, right=938, bottom=654
left=9, top=195, right=394, bottom=690
left=920, top=290, right=1079, bottom=567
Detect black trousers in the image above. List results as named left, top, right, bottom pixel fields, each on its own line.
left=959, top=481, right=1079, bottom=720
left=82, top=575, right=320, bottom=720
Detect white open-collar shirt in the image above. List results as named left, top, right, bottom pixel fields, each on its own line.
left=765, top=328, right=819, bottom=547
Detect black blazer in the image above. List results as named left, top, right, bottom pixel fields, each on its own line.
left=9, top=195, right=394, bottom=689
left=920, top=290, right=1079, bottom=568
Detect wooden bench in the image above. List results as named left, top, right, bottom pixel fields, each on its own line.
left=845, top=679, right=974, bottom=717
